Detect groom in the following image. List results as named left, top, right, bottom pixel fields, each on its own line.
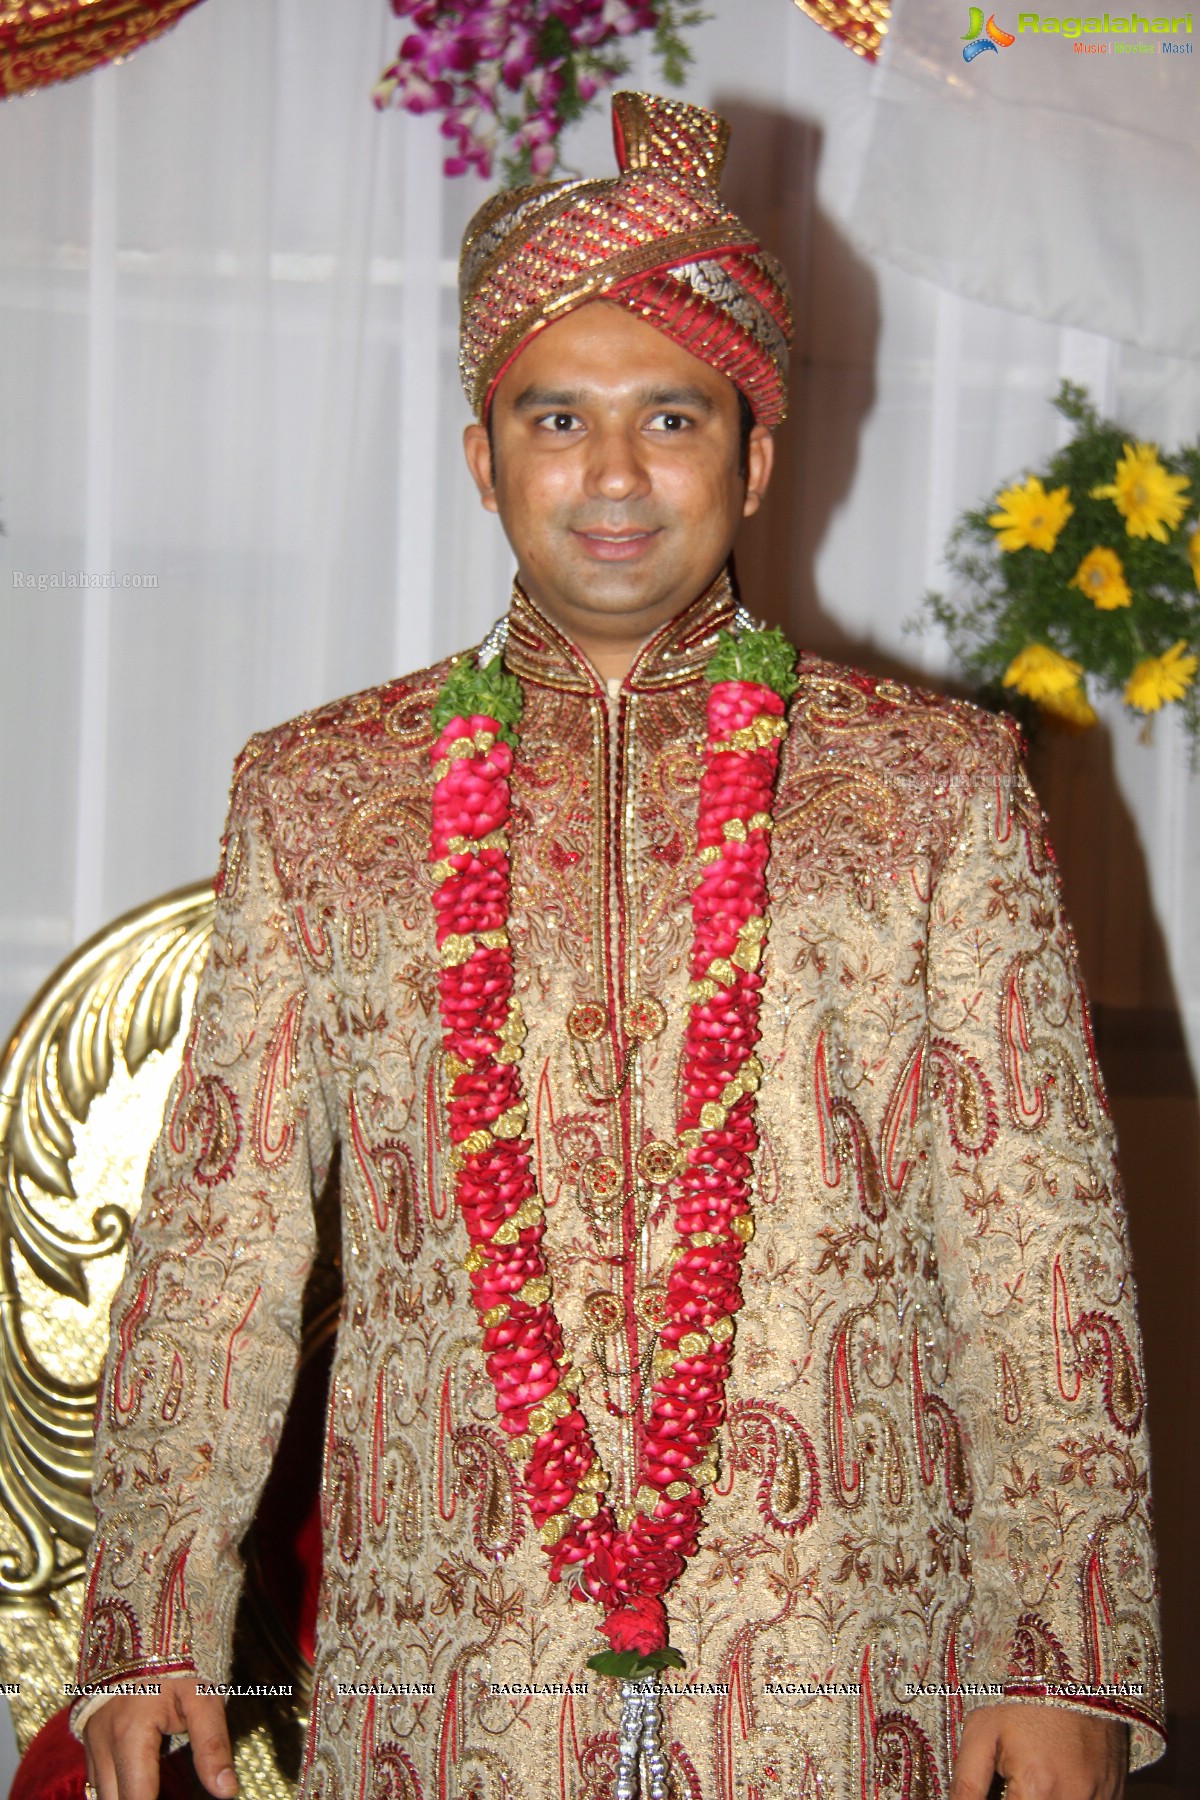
left=78, top=92, right=1160, bottom=1800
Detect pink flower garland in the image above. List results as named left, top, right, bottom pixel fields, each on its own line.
left=430, top=670, right=787, bottom=1655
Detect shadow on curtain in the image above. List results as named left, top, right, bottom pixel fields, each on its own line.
left=721, top=95, right=1198, bottom=1798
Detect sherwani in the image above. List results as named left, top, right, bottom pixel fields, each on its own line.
left=77, top=578, right=1164, bottom=1798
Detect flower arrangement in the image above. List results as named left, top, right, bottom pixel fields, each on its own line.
left=374, top=0, right=704, bottom=184
left=921, top=383, right=1200, bottom=747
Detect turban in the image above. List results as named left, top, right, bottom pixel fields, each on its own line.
left=458, top=91, right=793, bottom=429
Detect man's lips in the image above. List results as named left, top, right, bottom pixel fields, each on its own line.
left=572, top=526, right=662, bottom=562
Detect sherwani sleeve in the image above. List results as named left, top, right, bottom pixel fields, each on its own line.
left=74, top=743, right=332, bottom=1711
left=924, top=727, right=1164, bottom=1767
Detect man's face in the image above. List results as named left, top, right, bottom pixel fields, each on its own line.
left=463, top=300, right=774, bottom=672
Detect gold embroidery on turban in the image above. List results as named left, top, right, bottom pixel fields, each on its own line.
left=458, top=91, right=793, bottom=428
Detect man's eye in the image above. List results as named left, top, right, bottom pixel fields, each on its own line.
left=538, top=413, right=580, bottom=432
left=648, top=412, right=691, bottom=432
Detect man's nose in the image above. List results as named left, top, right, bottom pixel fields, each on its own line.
left=585, top=422, right=651, bottom=500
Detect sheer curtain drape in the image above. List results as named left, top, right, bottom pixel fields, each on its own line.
left=3, top=0, right=1199, bottom=1053
left=2, top=0, right=1199, bottom=1786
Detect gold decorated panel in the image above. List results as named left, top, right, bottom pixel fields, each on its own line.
left=0, top=1, right=208, bottom=100
left=0, top=884, right=214, bottom=1748
left=790, top=0, right=889, bottom=59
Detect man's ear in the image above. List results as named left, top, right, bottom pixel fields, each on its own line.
left=463, top=421, right=499, bottom=513
left=742, top=425, right=775, bottom=518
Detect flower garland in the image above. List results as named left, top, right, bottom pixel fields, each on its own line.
left=374, top=0, right=704, bottom=184
left=428, top=621, right=796, bottom=1720
left=919, top=382, right=1200, bottom=750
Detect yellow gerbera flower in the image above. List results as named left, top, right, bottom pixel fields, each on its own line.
left=1041, top=680, right=1097, bottom=731
left=1123, top=641, right=1199, bottom=714
left=1069, top=546, right=1131, bottom=611
left=988, top=476, right=1074, bottom=553
left=1091, top=442, right=1190, bottom=542
left=1003, top=643, right=1084, bottom=703
left=1043, top=676, right=1101, bottom=727
left=1189, top=526, right=1200, bottom=591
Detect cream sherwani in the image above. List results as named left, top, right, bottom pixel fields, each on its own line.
left=77, top=580, right=1164, bottom=1798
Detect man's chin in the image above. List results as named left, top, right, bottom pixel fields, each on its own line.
left=516, top=532, right=730, bottom=633
left=554, top=535, right=684, bottom=607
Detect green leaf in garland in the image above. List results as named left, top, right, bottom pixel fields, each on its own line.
left=706, top=625, right=799, bottom=702
left=586, top=1651, right=649, bottom=1680
left=432, top=654, right=525, bottom=746
left=586, top=1646, right=686, bottom=1681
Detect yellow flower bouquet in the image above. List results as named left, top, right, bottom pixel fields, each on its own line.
left=921, top=383, right=1200, bottom=746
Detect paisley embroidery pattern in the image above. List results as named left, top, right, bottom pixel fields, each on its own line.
left=166, top=1034, right=241, bottom=1187
left=817, top=1033, right=889, bottom=1222
left=928, top=1038, right=999, bottom=1160
left=76, top=589, right=1164, bottom=1794
left=325, top=1427, right=364, bottom=1568
left=451, top=1425, right=526, bottom=1561
left=380, top=1140, right=423, bottom=1263
left=253, top=990, right=305, bottom=1167
left=872, top=1713, right=943, bottom=1800
left=911, top=1333, right=974, bottom=1521
left=1052, top=1256, right=1144, bottom=1436
left=1008, top=1612, right=1073, bottom=1682
left=727, top=1399, right=820, bottom=1534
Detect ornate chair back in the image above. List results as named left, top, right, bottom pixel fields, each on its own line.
left=0, top=884, right=336, bottom=1796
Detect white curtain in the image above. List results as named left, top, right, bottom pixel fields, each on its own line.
left=845, top=0, right=1200, bottom=360
left=2, top=0, right=1200, bottom=1781
left=2, top=0, right=1199, bottom=1051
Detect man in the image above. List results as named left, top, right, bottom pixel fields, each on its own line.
left=77, top=92, right=1162, bottom=1800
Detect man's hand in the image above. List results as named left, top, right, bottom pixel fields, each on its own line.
left=951, top=1703, right=1128, bottom=1800
left=82, top=1678, right=238, bottom=1800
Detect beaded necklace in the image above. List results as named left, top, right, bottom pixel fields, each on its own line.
left=429, top=610, right=797, bottom=1795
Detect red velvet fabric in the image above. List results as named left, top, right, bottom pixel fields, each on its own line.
left=12, top=1325, right=332, bottom=1794
left=11, top=1706, right=194, bottom=1800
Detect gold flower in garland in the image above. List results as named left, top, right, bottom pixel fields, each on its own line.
left=1003, top=643, right=1084, bottom=703
left=1124, top=641, right=1199, bottom=714
left=1189, top=526, right=1200, bottom=591
left=1091, top=442, right=1191, bottom=542
left=1069, top=546, right=1131, bottom=611
left=988, top=476, right=1074, bottom=553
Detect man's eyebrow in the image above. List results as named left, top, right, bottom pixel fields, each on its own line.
left=512, top=386, right=586, bottom=413
left=638, top=386, right=716, bottom=413
left=510, top=384, right=718, bottom=414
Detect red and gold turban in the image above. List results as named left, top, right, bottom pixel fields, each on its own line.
left=458, top=91, right=793, bottom=429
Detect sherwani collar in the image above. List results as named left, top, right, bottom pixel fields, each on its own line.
left=502, top=569, right=738, bottom=695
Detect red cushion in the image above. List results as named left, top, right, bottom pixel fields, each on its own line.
left=12, top=1337, right=333, bottom=1797
left=13, top=1704, right=195, bottom=1800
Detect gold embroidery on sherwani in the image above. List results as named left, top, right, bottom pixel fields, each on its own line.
left=77, top=582, right=1164, bottom=1797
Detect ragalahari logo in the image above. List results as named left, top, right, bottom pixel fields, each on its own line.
left=962, top=8, right=1018, bottom=54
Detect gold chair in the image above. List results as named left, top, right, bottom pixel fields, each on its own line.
left=0, top=884, right=339, bottom=1796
